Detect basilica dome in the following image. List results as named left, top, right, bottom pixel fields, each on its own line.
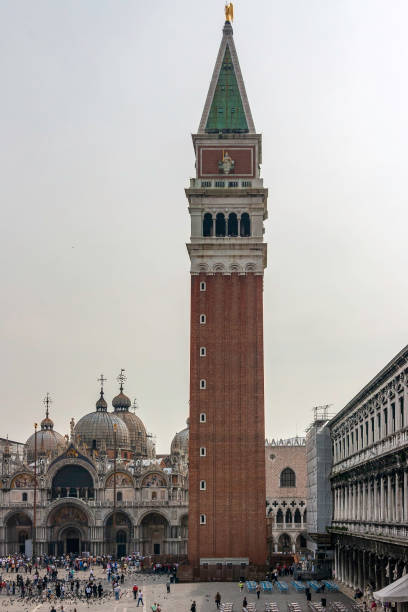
left=74, top=390, right=130, bottom=452
left=112, top=383, right=148, bottom=456
left=26, top=411, right=65, bottom=463
left=171, top=419, right=189, bottom=458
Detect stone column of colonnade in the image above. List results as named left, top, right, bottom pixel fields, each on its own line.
left=336, top=470, right=408, bottom=525
left=354, top=473, right=404, bottom=524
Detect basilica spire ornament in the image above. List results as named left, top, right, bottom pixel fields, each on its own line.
left=117, top=369, right=126, bottom=392
left=97, top=373, right=107, bottom=392
left=43, top=392, right=51, bottom=419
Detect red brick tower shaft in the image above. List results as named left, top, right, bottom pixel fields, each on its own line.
left=186, top=19, right=268, bottom=570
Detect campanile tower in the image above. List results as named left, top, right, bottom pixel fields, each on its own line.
left=186, top=13, right=268, bottom=570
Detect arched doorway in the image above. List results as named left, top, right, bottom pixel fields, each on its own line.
left=140, top=513, right=169, bottom=556
left=5, top=513, right=32, bottom=554
left=105, top=512, right=132, bottom=558
left=295, top=533, right=308, bottom=552
left=278, top=533, right=292, bottom=553
left=59, top=526, right=82, bottom=554
left=116, top=530, right=127, bottom=558
left=47, top=504, right=89, bottom=556
left=51, top=465, right=94, bottom=500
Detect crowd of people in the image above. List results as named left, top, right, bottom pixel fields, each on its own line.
left=0, top=552, right=178, bottom=604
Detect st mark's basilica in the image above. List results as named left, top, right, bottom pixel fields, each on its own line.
left=0, top=372, right=189, bottom=558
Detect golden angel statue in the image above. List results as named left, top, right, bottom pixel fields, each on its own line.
left=225, top=2, right=234, bottom=23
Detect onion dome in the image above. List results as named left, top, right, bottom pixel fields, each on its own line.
left=171, top=418, right=189, bottom=457
left=112, top=375, right=147, bottom=456
left=41, top=414, right=54, bottom=430
left=96, top=392, right=108, bottom=411
left=74, top=387, right=130, bottom=452
left=26, top=396, right=65, bottom=462
left=112, top=392, right=131, bottom=411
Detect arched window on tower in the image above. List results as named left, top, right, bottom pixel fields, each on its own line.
left=280, top=467, right=296, bottom=488
left=294, top=508, right=302, bottom=524
left=285, top=509, right=292, bottom=524
left=215, top=213, right=226, bottom=237
left=276, top=509, right=283, bottom=525
left=228, top=213, right=238, bottom=237
left=240, top=212, right=251, bottom=237
left=203, top=213, right=213, bottom=237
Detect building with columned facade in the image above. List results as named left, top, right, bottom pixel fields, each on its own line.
left=321, top=345, right=408, bottom=590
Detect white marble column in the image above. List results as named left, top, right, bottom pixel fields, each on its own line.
left=336, top=488, right=340, bottom=520
left=370, top=479, right=374, bottom=521
left=374, top=478, right=378, bottom=521
left=388, top=474, right=392, bottom=522
left=362, top=480, right=366, bottom=521
left=357, top=481, right=361, bottom=520
left=395, top=472, right=400, bottom=522
left=343, top=486, right=346, bottom=519
left=352, top=483, right=356, bottom=520
left=404, top=471, right=408, bottom=522
left=380, top=474, right=385, bottom=521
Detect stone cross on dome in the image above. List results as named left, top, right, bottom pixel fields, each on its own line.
left=97, top=373, right=107, bottom=392
left=43, top=392, right=52, bottom=418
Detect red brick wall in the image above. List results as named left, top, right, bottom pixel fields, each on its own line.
left=188, top=273, right=267, bottom=566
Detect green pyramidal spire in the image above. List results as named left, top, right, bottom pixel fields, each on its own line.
left=199, top=21, right=255, bottom=134
left=205, top=45, right=248, bottom=133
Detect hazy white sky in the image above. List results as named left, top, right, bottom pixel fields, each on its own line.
left=1, top=1, right=408, bottom=453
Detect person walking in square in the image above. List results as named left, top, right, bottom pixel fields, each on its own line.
left=137, top=589, right=144, bottom=606
left=215, top=592, right=221, bottom=608
left=256, top=583, right=261, bottom=599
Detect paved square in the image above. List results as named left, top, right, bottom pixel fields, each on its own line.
left=0, top=570, right=356, bottom=612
